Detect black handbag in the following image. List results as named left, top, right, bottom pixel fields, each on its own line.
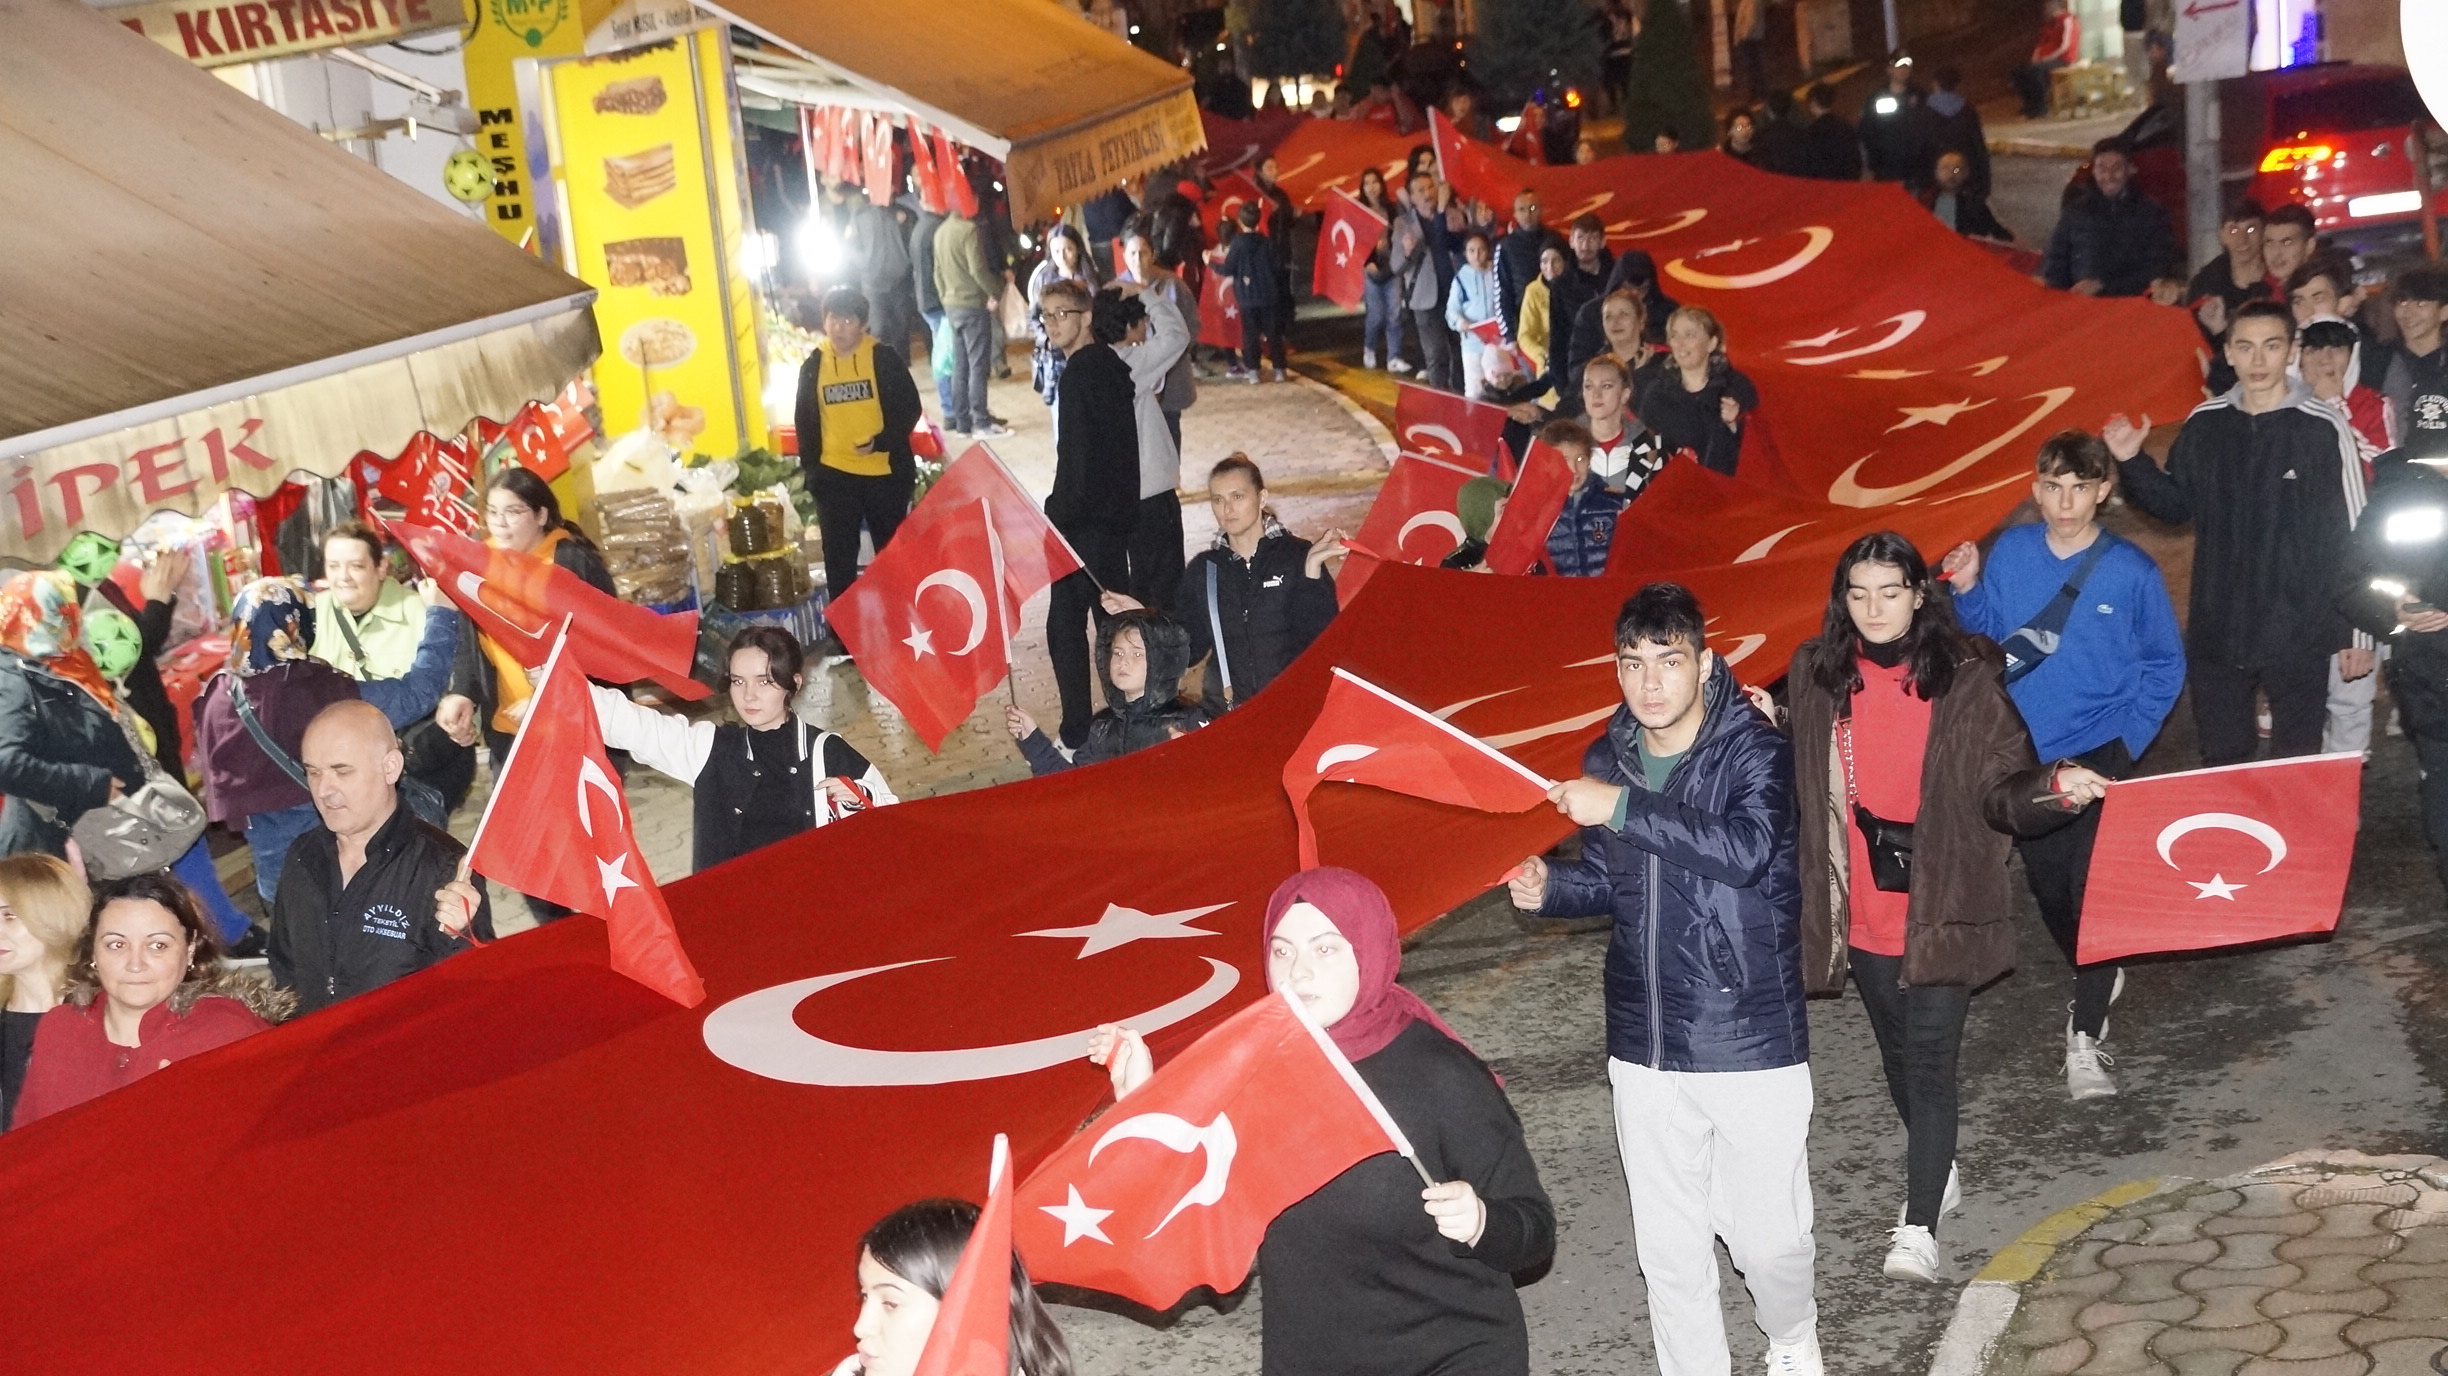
left=1839, top=717, right=1913, bottom=893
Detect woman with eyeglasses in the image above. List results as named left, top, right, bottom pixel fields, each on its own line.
left=589, top=625, right=895, bottom=873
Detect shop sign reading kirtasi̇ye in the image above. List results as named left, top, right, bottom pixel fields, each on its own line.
left=105, top=0, right=466, bottom=68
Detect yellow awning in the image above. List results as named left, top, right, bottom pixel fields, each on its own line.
left=0, top=0, right=600, bottom=561
left=705, top=0, right=1204, bottom=225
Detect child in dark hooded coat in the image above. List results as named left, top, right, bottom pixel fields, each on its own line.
left=1009, top=610, right=1206, bottom=773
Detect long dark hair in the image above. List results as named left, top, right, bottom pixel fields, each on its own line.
left=485, top=466, right=596, bottom=552
left=859, top=1199, right=1073, bottom=1376
left=1805, top=531, right=1965, bottom=707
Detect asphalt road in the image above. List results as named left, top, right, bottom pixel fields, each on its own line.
left=1053, top=504, right=2448, bottom=1374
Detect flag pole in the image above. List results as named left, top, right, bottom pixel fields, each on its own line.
left=1333, top=667, right=1559, bottom=791
left=1279, top=987, right=1438, bottom=1186
left=461, top=616, right=576, bottom=882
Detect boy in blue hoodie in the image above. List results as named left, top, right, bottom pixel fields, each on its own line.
left=1942, top=428, right=2185, bottom=1102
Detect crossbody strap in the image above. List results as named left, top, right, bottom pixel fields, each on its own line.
left=1204, top=559, right=1234, bottom=703
left=231, top=677, right=310, bottom=790
left=332, top=604, right=369, bottom=675
left=2016, top=532, right=2116, bottom=641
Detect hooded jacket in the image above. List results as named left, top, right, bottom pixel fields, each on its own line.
left=0, top=650, right=144, bottom=858
left=1536, top=660, right=1808, bottom=1072
left=1045, top=342, right=1143, bottom=541
left=268, top=795, right=493, bottom=1015
left=1180, top=518, right=1338, bottom=714
left=14, top=968, right=294, bottom=1125
left=2119, top=382, right=2369, bottom=666
left=1785, top=636, right=2065, bottom=993
left=1019, top=612, right=1206, bottom=773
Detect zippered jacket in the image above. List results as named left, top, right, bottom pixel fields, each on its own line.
left=1536, top=662, right=1808, bottom=1071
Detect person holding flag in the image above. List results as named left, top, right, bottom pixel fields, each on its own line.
left=1784, top=533, right=2100, bottom=1284
left=836, top=1196, right=1074, bottom=1376
left=589, top=626, right=896, bottom=873
left=1005, top=610, right=1202, bottom=774
left=436, top=467, right=618, bottom=766
left=1090, top=867, right=1554, bottom=1376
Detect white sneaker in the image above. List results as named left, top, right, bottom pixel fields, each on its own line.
left=1386, top=357, right=1416, bottom=375
left=973, top=421, right=1015, bottom=439
left=2066, top=1028, right=2118, bottom=1100
left=1883, top=1224, right=1942, bottom=1282
left=1764, top=1330, right=1824, bottom=1375
left=1362, top=349, right=1380, bottom=369
left=1897, top=1161, right=1962, bottom=1225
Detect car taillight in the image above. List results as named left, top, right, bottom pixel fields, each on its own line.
left=2260, top=143, right=2337, bottom=173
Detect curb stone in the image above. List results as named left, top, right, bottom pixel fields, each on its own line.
left=1928, top=1177, right=2182, bottom=1376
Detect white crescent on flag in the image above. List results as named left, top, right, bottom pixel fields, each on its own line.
left=912, top=568, right=989, bottom=656
left=1087, top=1110, right=1239, bottom=1236
left=1315, top=743, right=1380, bottom=774
left=1666, top=226, right=1836, bottom=290
left=2156, top=812, right=2288, bottom=872
left=1396, top=510, right=1467, bottom=555
left=1403, top=423, right=1464, bottom=453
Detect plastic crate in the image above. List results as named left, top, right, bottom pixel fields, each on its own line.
left=692, top=586, right=829, bottom=686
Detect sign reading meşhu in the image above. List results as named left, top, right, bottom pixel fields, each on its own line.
left=106, top=0, right=467, bottom=68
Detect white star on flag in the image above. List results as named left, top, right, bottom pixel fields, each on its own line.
left=597, top=852, right=640, bottom=904
left=1040, top=1185, right=1114, bottom=1245
left=903, top=624, right=935, bottom=658
left=1887, top=398, right=1992, bottom=432
left=1023, top=902, right=1232, bottom=958
left=2188, top=873, right=2245, bottom=900
left=1785, top=324, right=1849, bottom=349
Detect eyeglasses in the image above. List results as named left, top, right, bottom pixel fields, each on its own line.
left=1045, top=308, right=1087, bottom=320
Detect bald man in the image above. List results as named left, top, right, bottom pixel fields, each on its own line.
left=268, top=700, right=493, bottom=1015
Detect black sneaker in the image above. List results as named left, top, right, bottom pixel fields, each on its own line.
left=225, top=924, right=271, bottom=965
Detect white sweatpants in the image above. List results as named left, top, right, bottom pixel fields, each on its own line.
left=1609, top=1059, right=1818, bottom=1376
left=2326, top=652, right=2379, bottom=755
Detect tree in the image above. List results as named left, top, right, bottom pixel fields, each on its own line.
left=1238, top=0, right=1347, bottom=80
left=1618, top=0, right=1715, bottom=152
left=1466, top=0, right=1605, bottom=108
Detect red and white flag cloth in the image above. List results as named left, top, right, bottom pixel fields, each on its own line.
left=1012, top=988, right=1412, bottom=1310
left=1200, top=169, right=1264, bottom=244
left=934, top=126, right=978, bottom=216
left=1312, top=188, right=1387, bottom=309
left=1283, top=668, right=1555, bottom=867
left=824, top=447, right=1082, bottom=750
left=1340, top=452, right=1482, bottom=607
left=1393, top=382, right=1513, bottom=476
left=386, top=519, right=709, bottom=702
left=467, top=623, right=705, bottom=1006
left=910, top=1135, right=1015, bottom=1376
left=2076, top=752, right=2363, bottom=964
left=1480, top=437, right=1575, bottom=577
left=1428, top=108, right=1524, bottom=212
left=1198, top=269, right=1242, bottom=350
left=371, top=432, right=477, bottom=534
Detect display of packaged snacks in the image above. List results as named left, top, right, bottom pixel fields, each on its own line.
left=604, top=236, right=690, bottom=296
left=592, top=75, right=667, bottom=116
left=591, top=487, right=693, bottom=606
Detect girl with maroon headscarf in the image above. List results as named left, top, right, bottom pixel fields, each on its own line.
left=1090, top=867, right=1554, bottom=1376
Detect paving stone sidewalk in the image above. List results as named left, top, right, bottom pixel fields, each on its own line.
left=1981, top=1151, right=2448, bottom=1375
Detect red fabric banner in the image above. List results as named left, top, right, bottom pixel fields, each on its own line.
left=912, top=1136, right=1013, bottom=1376
left=1198, top=268, right=1242, bottom=350
left=469, top=626, right=706, bottom=1006
left=1392, top=382, right=1512, bottom=473
left=1201, top=169, right=1263, bottom=245
left=935, top=127, right=978, bottom=217
left=863, top=111, right=898, bottom=208
left=1284, top=668, right=1554, bottom=867
left=2076, top=754, right=2364, bottom=964
left=1311, top=188, right=1387, bottom=309
left=907, top=116, right=946, bottom=214
left=386, top=519, right=709, bottom=702
left=371, top=431, right=477, bottom=534
left=1429, top=109, right=1525, bottom=212
left=1481, top=438, right=1574, bottom=576
left=1012, top=989, right=1401, bottom=1309
left=823, top=447, right=1080, bottom=749
left=1349, top=452, right=1479, bottom=567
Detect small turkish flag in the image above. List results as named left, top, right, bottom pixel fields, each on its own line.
left=824, top=447, right=1082, bottom=750
left=912, top=1135, right=1014, bottom=1376
left=491, top=402, right=571, bottom=482
left=373, top=432, right=477, bottom=535
left=907, top=115, right=945, bottom=214
left=1313, top=189, right=1387, bottom=309
left=1012, top=988, right=1409, bottom=1310
left=387, top=519, right=710, bottom=702
left=1284, top=667, right=1555, bottom=867
left=1429, top=108, right=1523, bottom=212
left=468, top=623, right=705, bottom=1006
left=1481, top=437, right=1576, bottom=577
left=934, top=125, right=977, bottom=216
left=1340, top=452, right=1481, bottom=607
left=1393, top=382, right=1513, bottom=475
left=1198, top=269, right=1241, bottom=351
left=2077, top=752, right=2364, bottom=964
left=1201, top=169, right=1262, bottom=245
left=863, top=111, right=898, bottom=208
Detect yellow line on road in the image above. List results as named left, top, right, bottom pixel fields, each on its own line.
left=1974, top=1177, right=2169, bottom=1285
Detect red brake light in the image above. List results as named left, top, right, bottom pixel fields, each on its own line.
left=2260, top=143, right=2336, bottom=173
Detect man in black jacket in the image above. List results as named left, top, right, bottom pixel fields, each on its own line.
left=1105, top=455, right=1339, bottom=714
left=2114, top=301, right=2370, bottom=765
left=271, top=701, right=490, bottom=1016
left=1041, top=281, right=1141, bottom=747
left=1490, top=189, right=1548, bottom=344
left=2042, top=138, right=2177, bottom=297
left=1798, top=83, right=1863, bottom=181
left=2342, top=443, right=2448, bottom=894
left=795, top=285, right=923, bottom=605
left=1546, top=215, right=1613, bottom=413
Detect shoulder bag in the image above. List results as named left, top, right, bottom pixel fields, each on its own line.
left=1839, top=715, right=1913, bottom=893
left=1995, top=533, right=2115, bottom=685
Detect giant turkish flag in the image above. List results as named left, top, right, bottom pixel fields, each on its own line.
left=387, top=519, right=709, bottom=702
left=2076, top=753, right=2364, bottom=964
left=469, top=625, right=705, bottom=1006
left=1312, top=188, right=1387, bottom=309
left=1285, top=668, right=1555, bottom=867
left=1012, top=989, right=1404, bottom=1310
left=824, top=447, right=1080, bottom=749
left=0, top=119, right=2207, bottom=1374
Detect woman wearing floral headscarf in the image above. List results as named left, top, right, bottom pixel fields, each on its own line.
left=1088, top=867, right=1555, bottom=1376
left=0, top=571, right=145, bottom=861
left=192, top=577, right=460, bottom=904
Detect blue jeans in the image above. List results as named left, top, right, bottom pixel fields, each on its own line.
left=170, top=837, right=251, bottom=943
left=244, top=802, right=319, bottom=905
left=920, top=307, right=955, bottom=418
left=1363, top=274, right=1405, bottom=363
left=945, top=306, right=994, bottom=431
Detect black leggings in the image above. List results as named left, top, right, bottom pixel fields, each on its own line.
left=2016, top=739, right=2134, bottom=1037
left=1850, top=948, right=1969, bottom=1231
